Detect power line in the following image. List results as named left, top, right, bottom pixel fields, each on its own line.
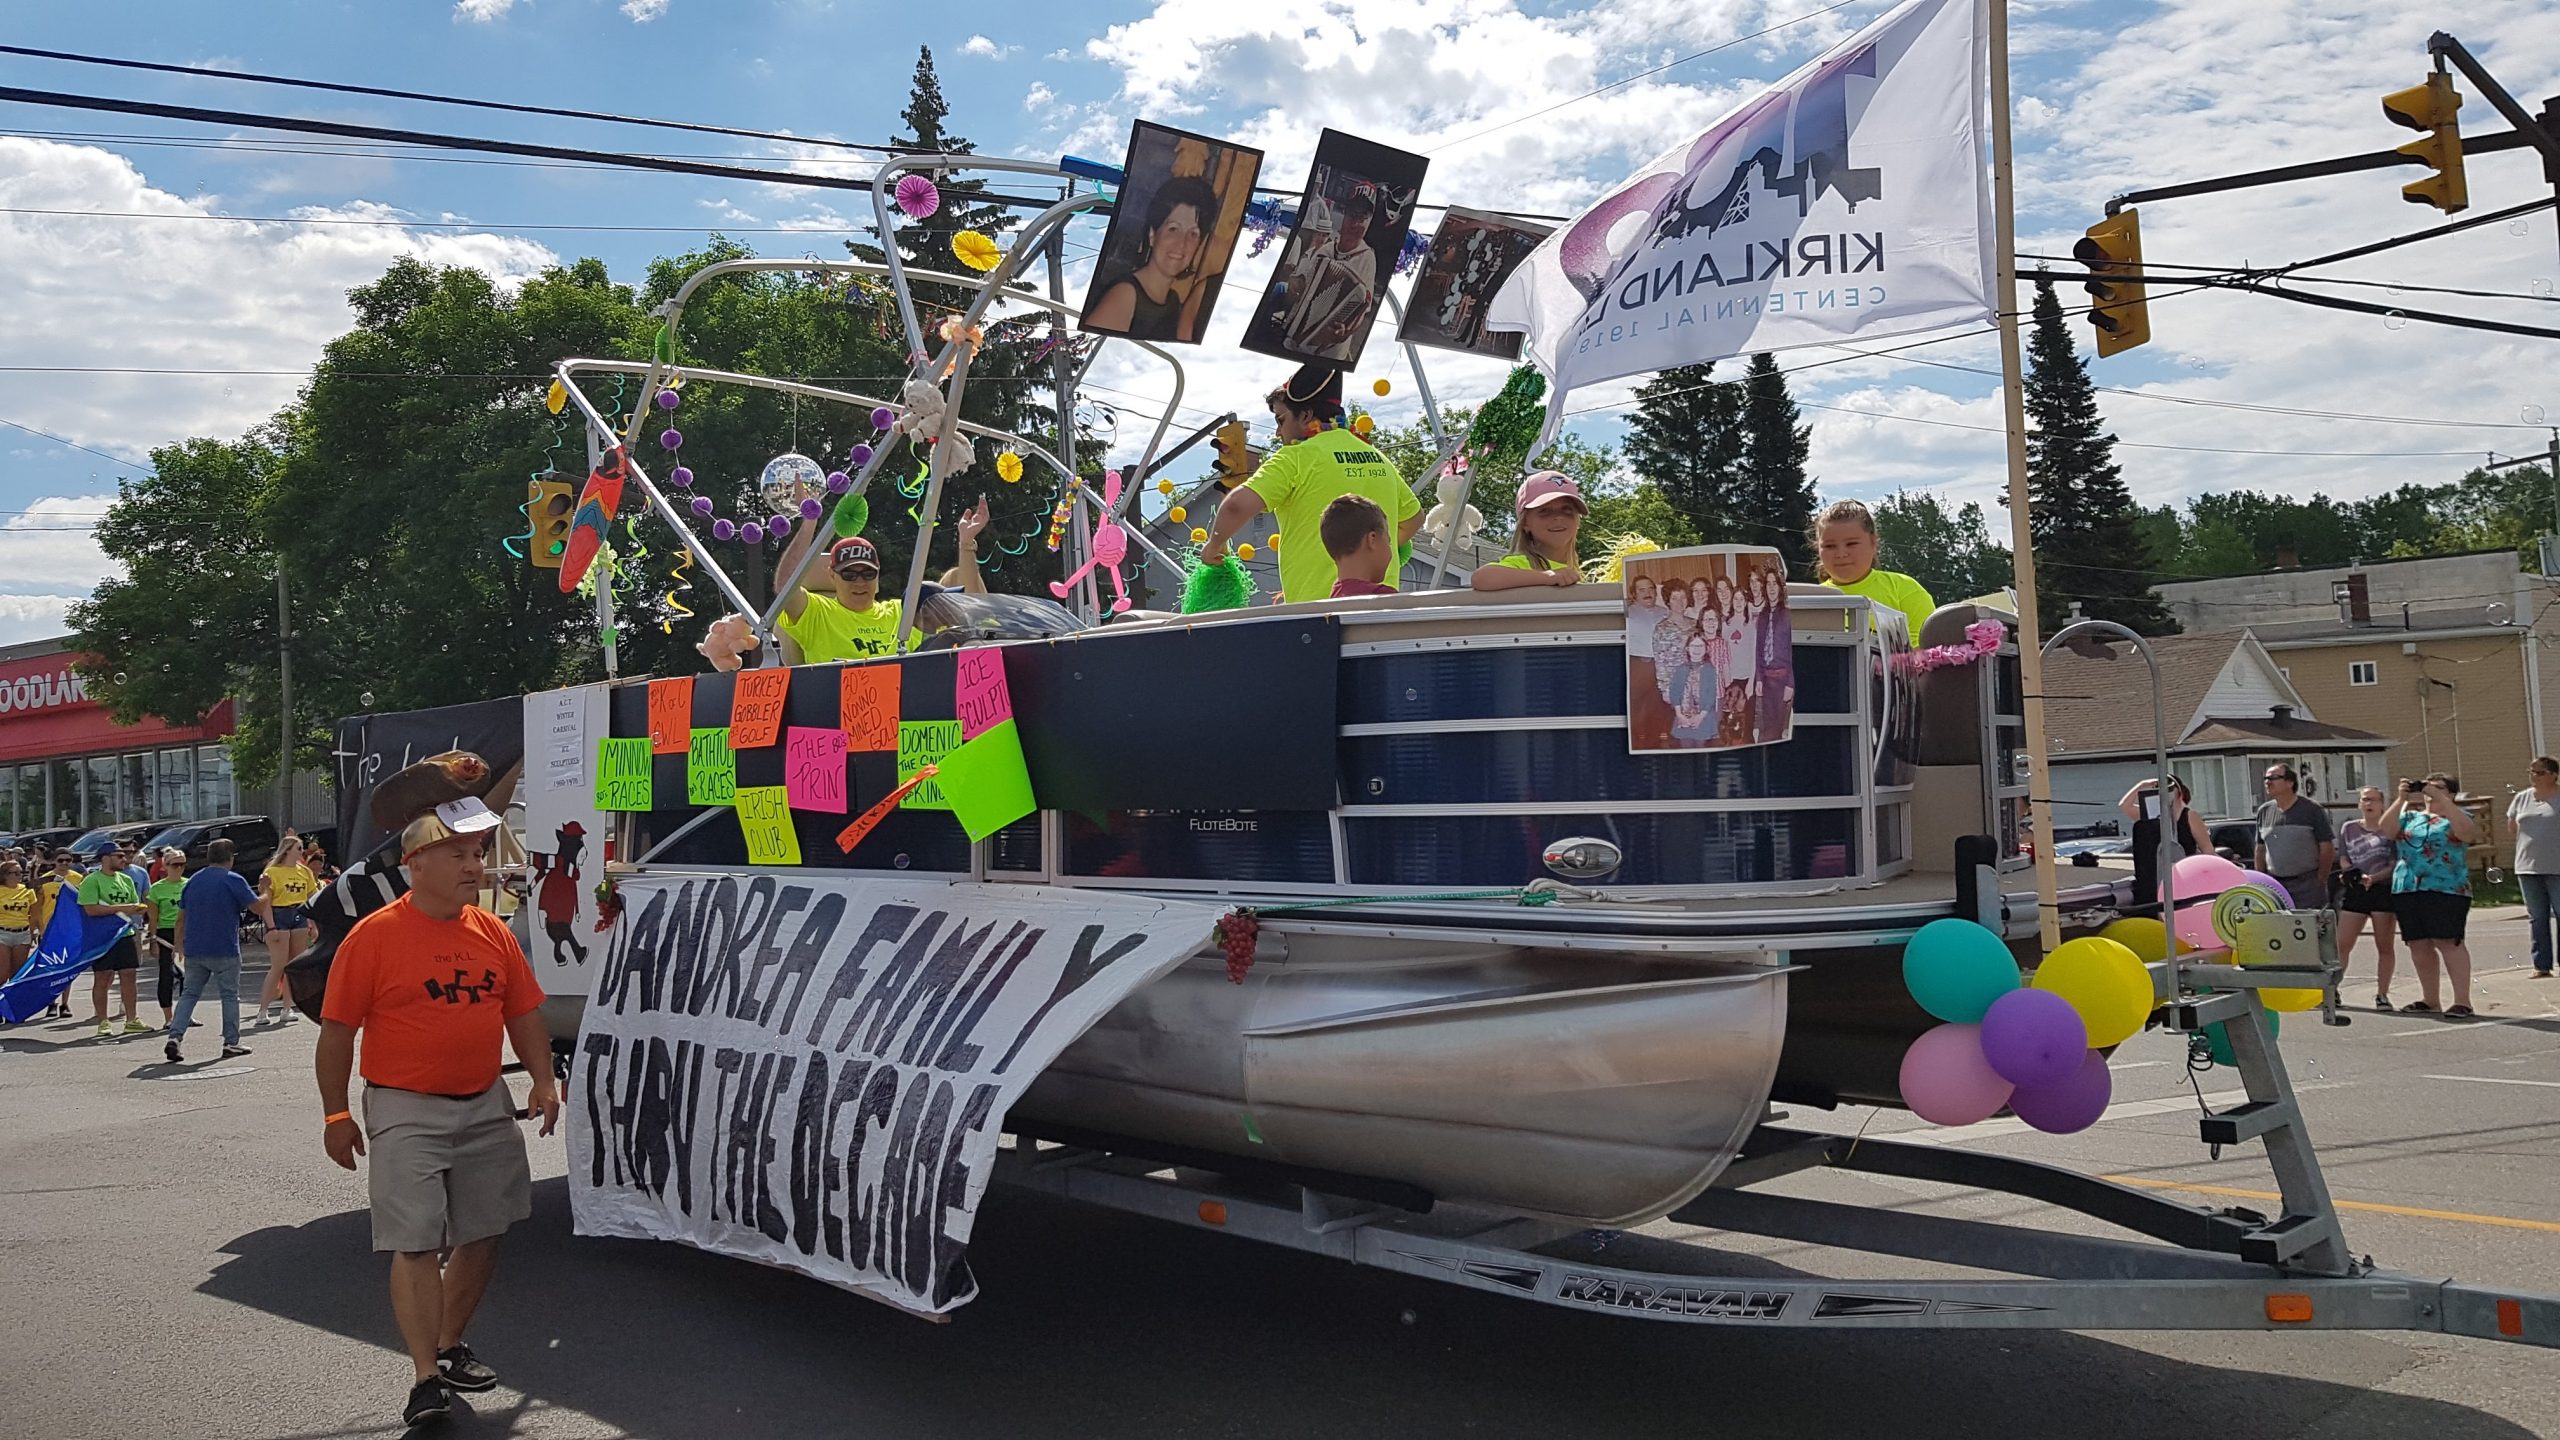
left=0, top=205, right=881, bottom=235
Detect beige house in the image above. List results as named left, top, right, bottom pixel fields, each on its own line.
left=2161, top=552, right=2560, bottom=863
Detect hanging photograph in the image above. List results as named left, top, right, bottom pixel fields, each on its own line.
left=1240, top=129, right=1428, bottom=368
left=1077, top=120, right=1264, bottom=345
left=1395, top=207, right=1553, bottom=360
left=1623, top=546, right=1794, bottom=755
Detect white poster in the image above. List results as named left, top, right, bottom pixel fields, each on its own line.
left=1484, top=0, right=1990, bottom=395
left=567, top=872, right=1222, bottom=1316
left=521, top=683, right=611, bottom=995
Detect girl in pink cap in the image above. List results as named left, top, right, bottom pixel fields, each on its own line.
left=1470, top=471, right=1587, bottom=591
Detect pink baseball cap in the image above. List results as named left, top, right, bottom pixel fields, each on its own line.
left=1516, top=471, right=1584, bottom=513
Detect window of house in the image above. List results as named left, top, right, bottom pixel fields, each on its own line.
left=2349, top=660, right=2378, bottom=686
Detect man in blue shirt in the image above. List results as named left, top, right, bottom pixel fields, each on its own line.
left=165, top=838, right=273, bottom=1064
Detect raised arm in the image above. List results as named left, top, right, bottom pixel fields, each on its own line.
left=772, top=515, right=824, bottom=621
left=1203, top=484, right=1269, bottom=564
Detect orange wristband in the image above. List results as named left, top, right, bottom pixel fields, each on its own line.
left=324, top=1111, right=352, bottom=1126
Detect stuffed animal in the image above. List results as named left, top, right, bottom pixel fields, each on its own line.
left=891, top=376, right=975, bottom=473
left=697, top=613, right=762, bottom=672
left=1421, top=472, right=1485, bottom=549
left=1050, top=469, right=1132, bottom=613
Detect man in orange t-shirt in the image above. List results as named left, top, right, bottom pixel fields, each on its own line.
left=316, top=792, right=561, bottom=1429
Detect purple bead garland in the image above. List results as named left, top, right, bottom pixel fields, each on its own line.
left=800, top=497, right=824, bottom=520
left=659, top=428, right=683, bottom=451
left=870, top=407, right=895, bottom=431
left=741, top=521, right=766, bottom=544
left=712, top=519, right=735, bottom=540
left=824, top=470, right=849, bottom=492
left=689, top=496, right=714, bottom=517
left=669, top=465, right=693, bottom=488
left=848, top=443, right=875, bottom=466
left=654, top=389, right=679, bottom=411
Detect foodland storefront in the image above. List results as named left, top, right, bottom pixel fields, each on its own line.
left=0, top=637, right=252, bottom=833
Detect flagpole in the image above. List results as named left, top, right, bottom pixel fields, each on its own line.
left=1986, top=0, right=2062, bottom=951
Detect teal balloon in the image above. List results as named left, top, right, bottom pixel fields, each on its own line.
left=1902, top=919, right=2022, bottom=1023
left=2201, top=1006, right=2280, bottom=1067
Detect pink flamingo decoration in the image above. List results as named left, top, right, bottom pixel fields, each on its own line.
left=1050, top=468, right=1132, bottom=613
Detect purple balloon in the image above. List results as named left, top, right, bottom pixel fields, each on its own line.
left=870, top=407, right=896, bottom=431
left=1979, top=988, right=2089, bottom=1088
left=2008, top=1050, right=2113, bottom=1134
left=689, top=496, right=714, bottom=517
left=1897, top=1023, right=2013, bottom=1127
left=2239, top=869, right=2293, bottom=904
left=741, top=521, right=766, bottom=545
left=800, top=497, right=824, bottom=520
left=848, top=443, right=875, bottom=466
left=654, top=388, right=679, bottom=410
left=711, top=519, right=735, bottom=540
left=659, top=428, right=683, bottom=450
left=669, top=465, right=692, bottom=488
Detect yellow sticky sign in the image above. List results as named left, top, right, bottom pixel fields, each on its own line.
left=735, top=785, right=801, bottom=865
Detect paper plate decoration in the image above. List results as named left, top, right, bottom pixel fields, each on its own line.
left=759, top=452, right=826, bottom=509
left=995, top=450, right=1024, bottom=484
left=893, top=174, right=941, bottom=219
left=951, top=230, right=1002, bottom=272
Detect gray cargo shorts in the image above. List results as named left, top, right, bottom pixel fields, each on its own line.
left=363, top=1080, right=532, bottom=1254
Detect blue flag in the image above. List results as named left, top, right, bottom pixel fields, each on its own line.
left=0, top=895, right=132, bottom=1023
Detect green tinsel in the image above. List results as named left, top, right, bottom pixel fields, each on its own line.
left=1467, top=364, right=1549, bottom=460
left=830, top=491, right=869, bottom=538
left=1181, top=555, right=1255, bottom=614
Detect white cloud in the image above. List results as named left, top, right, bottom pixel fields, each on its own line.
left=1024, top=82, right=1056, bottom=112
left=699, top=197, right=761, bottom=224
left=621, top=0, right=670, bottom=20
left=0, top=595, right=80, bottom=646
left=452, top=0, right=518, bottom=21
left=961, top=34, right=1017, bottom=59
left=0, top=497, right=119, bottom=602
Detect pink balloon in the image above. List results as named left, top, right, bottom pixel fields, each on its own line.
left=2173, top=899, right=2225, bottom=954
left=2164, top=852, right=2246, bottom=908
left=2008, top=1049, right=2114, bottom=1134
left=1898, top=1023, right=2015, bottom=1127
left=1980, top=988, right=2089, bottom=1088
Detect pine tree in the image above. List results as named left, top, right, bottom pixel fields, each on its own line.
left=1738, top=352, right=1816, bottom=575
left=885, top=46, right=1012, bottom=274
left=2024, top=275, right=2176, bottom=635
left=1623, top=364, right=1745, bottom=546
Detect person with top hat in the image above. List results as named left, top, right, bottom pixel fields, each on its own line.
left=1203, top=362, right=1422, bottom=604
left=314, top=759, right=560, bottom=1428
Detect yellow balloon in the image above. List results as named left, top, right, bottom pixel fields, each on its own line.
left=2264, top=987, right=2325, bottom=1012
left=1237, top=543, right=1256, bottom=560
left=2032, top=936, right=2155, bottom=1049
left=1189, top=527, right=1209, bottom=544
left=2098, top=916, right=2167, bottom=964
left=1167, top=505, right=1187, bottom=523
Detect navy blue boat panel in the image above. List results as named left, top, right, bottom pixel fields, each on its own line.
left=1340, top=725, right=1859, bottom=805
left=1064, top=810, right=1335, bottom=884
left=1344, top=809, right=1860, bottom=887
left=1344, top=643, right=1852, bottom=724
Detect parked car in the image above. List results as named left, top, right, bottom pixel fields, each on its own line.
left=14, top=825, right=86, bottom=857
left=2208, top=820, right=2255, bottom=863
left=140, top=815, right=283, bottom=877
left=69, top=821, right=169, bottom=864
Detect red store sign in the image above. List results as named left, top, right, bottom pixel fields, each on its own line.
left=0, top=652, right=235, bottom=764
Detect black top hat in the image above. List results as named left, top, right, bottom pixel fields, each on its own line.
left=1270, top=362, right=1344, bottom=421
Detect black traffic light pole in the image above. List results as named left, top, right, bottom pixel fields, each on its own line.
left=2425, top=33, right=2560, bottom=265
left=2102, top=126, right=2539, bottom=214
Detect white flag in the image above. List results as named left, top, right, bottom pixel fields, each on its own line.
left=1484, top=0, right=1992, bottom=397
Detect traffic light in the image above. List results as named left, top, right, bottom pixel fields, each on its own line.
left=527, top=475, right=574, bottom=568
left=2072, top=208, right=2149, bottom=358
left=2382, top=72, right=2466, bottom=213
left=1211, top=420, right=1252, bottom=480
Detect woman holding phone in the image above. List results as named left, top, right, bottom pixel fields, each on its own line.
left=2384, top=772, right=2478, bottom=1017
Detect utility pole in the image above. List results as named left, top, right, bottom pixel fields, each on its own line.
left=275, top=562, right=293, bottom=829
left=2480, top=428, right=2560, bottom=571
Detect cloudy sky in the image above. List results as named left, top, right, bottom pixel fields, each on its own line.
left=0, top=0, right=2555, bottom=643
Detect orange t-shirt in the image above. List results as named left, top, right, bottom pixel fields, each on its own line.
left=321, top=894, right=545, bottom=1096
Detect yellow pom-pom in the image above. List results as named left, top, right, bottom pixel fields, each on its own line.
left=1167, top=505, right=1187, bottom=523
left=1156, top=478, right=1175, bottom=496
left=951, top=230, right=1002, bottom=272
left=1372, top=378, right=1391, bottom=397
left=995, top=451, right=1024, bottom=483
left=1351, top=414, right=1375, bottom=437
left=1190, top=527, right=1209, bottom=544
left=544, top=380, right=567, bottom=415
left=1267, top=532, right=1279, bottom=548
left=1237, top=543, right=1256, bottom=561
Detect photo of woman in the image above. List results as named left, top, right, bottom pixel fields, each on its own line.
left=1624, top=548, right=1794, bottom=754
left=1078, top=121, right=1263, bottom=345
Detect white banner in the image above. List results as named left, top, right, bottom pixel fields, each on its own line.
left=1485, top=0, right=1990, bottom=396
left=567, top=872, right=1222, bottom=1315
left=519, top=683, right=609, bottom=998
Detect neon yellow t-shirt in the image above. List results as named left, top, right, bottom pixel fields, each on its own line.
left=1496, top=553, right=1572, bottom=572
left=1822, top=568, right=1936, bottom=639
left=776, top=594, right=921, bottom=663
left=1245, top=427, right=1421, bottom=603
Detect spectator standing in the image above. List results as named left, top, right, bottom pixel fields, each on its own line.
left=145, top=848, right=188, bottom=1030
left=165, top=838, right=269, bottom=1063
left=35, top=851, right=81, bottom=1019
left=316, top=788, right=559, bottom=1427
left=78, top=842, right=154, bottom=1038
left=2505, top=756, right=2560, bottom=980
left=0, top=858, right=34, bottom=983
left=2336, top=786, right=2403, bottom=1009
left=2387, top=772, right=2479, bottom=1017
left=2254, top=763, right=2335, bottom=910
left=258, top=835, right=321, bottom=1024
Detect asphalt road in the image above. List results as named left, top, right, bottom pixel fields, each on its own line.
left=5, top=913, right=2558, bottom=1439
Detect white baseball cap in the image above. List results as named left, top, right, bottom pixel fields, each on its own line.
left=400, top=795, right=503, bottom=861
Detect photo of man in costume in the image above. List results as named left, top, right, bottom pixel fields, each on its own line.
left=1078, top=120, right=1262, bottom=345
left=528, top=820, right=586, bottom=969
left=1242, top=130, right=1427, bottom=370
left=1396, top=206, right=1553, bottom=359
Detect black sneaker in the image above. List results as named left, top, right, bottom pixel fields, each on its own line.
left=436, top=1342, right=498, bottom=1393
left=221, top=1045, right=251, bottom=1058
left=164, top=1038, right=182, bottom=1064
left=402, top=1376, right=451, bottom=1426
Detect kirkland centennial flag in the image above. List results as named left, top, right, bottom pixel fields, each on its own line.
left=1485, top=0, right=1992, bottom=396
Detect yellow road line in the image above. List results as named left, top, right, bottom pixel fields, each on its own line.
left=2104, top=1175, right=2560, bottom=1234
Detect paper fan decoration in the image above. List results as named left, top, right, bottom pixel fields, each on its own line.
left=894, top=174, right=941, bottom=219
left=951, top=230, right=1001, bottom=272
left=995, top=450, right=1024, bottom=483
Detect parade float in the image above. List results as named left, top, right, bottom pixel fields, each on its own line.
left=311, top=0, right=2560, bottom=1348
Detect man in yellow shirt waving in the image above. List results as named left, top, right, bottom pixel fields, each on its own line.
left=1204, top=363, right=1424, bottom=604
